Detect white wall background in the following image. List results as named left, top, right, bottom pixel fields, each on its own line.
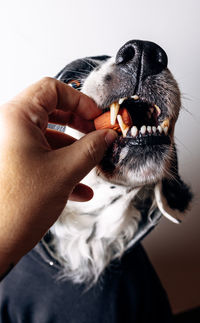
left=0, top=0, right=199, bottom=314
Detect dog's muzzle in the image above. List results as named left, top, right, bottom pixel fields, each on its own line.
left=94, top=40, right=172, bottom=147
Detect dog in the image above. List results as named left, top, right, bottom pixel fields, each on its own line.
left=0, top=40, right=192, bottom=323
left=49, top=39, right=192, bottom=284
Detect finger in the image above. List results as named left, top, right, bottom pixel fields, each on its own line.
left=53, top=129, right=118, bottom=187
left=12, top=77, right=102, bottom=131
left=69, top=183, right=94, bottom=202
left=48, top=110, right=95, bottom=133
left=45, top=129, right=77, bottom=150
left=48, top=110, right=72, bottom=125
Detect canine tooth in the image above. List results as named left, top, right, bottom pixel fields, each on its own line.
left=157, top=125, right=162, bottom=133
left=164, top=126, right=168, bottom=135
left=118, top=98, right=126, bottom=105
left=110, top=102, right=120, bottom=125
left=147, top=126, right=152, bottom=134
left=154, top=104, right=161, bottom=116
left=117, top=115, right=129, bottom=137
left=152, top=126, right=157, bottom=133
left=131, top=95, right=139, bottom=100
left=131, top=126, right=138, bottom=137
left=161, top=118, right=170, bottom=129
left=140, top=125, right=146, bottom=135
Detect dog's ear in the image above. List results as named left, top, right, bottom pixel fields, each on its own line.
left=162, top=175, right=192, bottom=213
left=55, top=55, right=110, bottom=83
left=161, top=145, right=193, bottom=213
left=154, top=144, right=193, bottom=224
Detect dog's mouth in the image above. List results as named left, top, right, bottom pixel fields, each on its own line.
left=95, top=95, right=171, bottom=146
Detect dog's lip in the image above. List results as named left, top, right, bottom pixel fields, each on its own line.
left=121, top=131, right=171, bottom=146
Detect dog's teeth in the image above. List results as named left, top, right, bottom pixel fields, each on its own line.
left=131, top=95, right=139, bottom=100
left=157, top=125, right=162, bottom=133
left=154, top=104, right=161, bottom=116
left=163, top=126, right=168, bottom=135
left=131, top=126, right=138, bottom=137
left=118, top=98, right=126, bottom=105
left=117, top=115, right=129, bottom=137
left=152, top=126, right=157, bottom=133
left=147, top=126, right=152, bottom=134
left=161, top=118, right=170, bottom=129
left=140, top=125, right=146, bottom=135
left=110, top=102, right=120, bottom=125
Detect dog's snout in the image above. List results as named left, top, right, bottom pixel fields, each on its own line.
left=116, top=40, right=168, bottom=79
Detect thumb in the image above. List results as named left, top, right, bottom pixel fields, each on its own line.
left=54, top=129, right=117, bottom=187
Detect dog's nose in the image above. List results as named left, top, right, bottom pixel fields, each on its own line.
left=116, top=40, right=168, bottom=79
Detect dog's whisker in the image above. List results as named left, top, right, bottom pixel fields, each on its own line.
left=181, top=104, right=198, bottom=121
left=174, top=136, right=192, bottom=153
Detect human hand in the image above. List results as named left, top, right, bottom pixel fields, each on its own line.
left=0, top=77, right=117, bottom=277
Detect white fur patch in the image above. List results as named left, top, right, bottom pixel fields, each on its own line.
left=81, top=57, right=114, bottom=106
left=51, top=169, right=143, bottom=283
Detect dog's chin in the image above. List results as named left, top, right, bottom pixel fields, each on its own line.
left=97, top=136, right=173, bottom=188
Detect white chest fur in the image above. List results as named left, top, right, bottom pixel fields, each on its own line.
left=51, top=167, right=142, bottom=284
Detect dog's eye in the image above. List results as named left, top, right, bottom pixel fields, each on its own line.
left=68, top=80, right=81, bottom=89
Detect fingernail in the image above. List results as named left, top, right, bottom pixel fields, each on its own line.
left=105, top=130, right=118, bottom=146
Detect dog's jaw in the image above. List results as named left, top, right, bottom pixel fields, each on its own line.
left=97, top=144, right=174, bottom=187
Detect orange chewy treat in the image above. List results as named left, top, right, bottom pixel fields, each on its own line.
left=94, top=108, right=132, bottom=133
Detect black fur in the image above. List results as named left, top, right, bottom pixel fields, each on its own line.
left=162, top=145, right=193, bottom=212
left=56, top=56, right=110, bottom=84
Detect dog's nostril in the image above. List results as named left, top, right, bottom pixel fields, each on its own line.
left=142, top=44, right=168, bottom=78
left=116, top=44, right=135, bottom=65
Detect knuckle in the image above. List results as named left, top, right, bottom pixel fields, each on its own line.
left=85, top=140, right=99, bottom=165
left=38, top=77, right=57, bottom=97
left=40, top=76, right=54, bottom=86
left=33, top=77, right=58, bottom=109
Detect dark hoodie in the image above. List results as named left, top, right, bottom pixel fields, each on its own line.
left=0, top=237, right=173, bottom=323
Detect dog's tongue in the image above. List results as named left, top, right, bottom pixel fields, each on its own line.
left=94, top=108, right=132, bottom=136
